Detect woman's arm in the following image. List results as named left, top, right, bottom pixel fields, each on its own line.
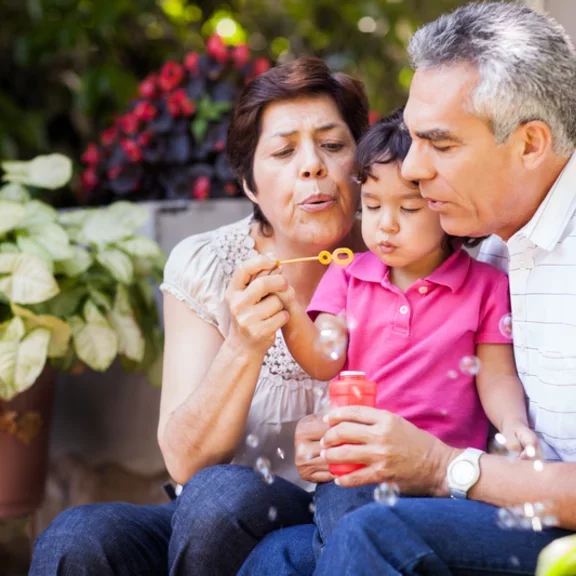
left=158, top=256, right=289, bottom=485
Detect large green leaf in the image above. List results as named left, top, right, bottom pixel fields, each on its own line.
left=80, top=203, right=149, bottom=245
left=11, top=304, right=71, bottom=358
left=108, top=284, right=144, bottom=362
left=0, top=199, right=27, bottom=236
left=0, top=243, right=19, bottom=254
left=96, top=249, right=134, bottom=284
left=16, top=235, right=54, bottom=271
left=0, top=316, right=25, bottom=342
left=0, top=327, right=50, bottom=401
left=25, top=222, right=73, bottom=261
left=18, top=200, right=58, bottom=227
left=2, top=154, right=72, bottom=189
left=58, top=208, right=93, bottom=228
left=118, top=236, right=162, bottom=259
left=70, top=301, right=118, bottom=371
left=0, top=183, right=30, bottom=202
left=54, top=246, right=93, bottom=277
left=87, top=287, right=112, bottom=311
left=0, top=253, right=59, bottom=304
left=43, top=286, right=86, bottom=318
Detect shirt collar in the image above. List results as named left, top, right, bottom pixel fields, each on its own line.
left=517, top=152, right=576, bottom=251
left=347, top=246, right=470, bottom=293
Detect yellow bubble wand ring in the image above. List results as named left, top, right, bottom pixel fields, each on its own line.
left=277, top=247, right=354, bottom=267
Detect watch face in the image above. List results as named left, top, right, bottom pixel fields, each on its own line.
left=453, top=460, right=476, bottom=485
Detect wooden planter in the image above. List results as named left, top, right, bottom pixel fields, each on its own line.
left=0, top=368, right=56, bottom=519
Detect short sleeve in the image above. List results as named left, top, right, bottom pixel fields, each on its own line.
left=307, top=263, right=350, bottom=321
left=476, top=274, right=512, bottom=344
left=160, top=232, right=229, bottom=335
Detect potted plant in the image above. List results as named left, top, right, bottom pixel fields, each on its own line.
left=79, top=34, right=272, bottom=204
left=0, top=154, right=165, bottom=518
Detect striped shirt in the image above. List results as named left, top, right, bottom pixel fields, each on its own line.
left=478, top=152, right=576, bottom=463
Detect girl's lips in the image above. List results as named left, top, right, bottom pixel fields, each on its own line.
left=378, top=243, right=397, bottom=254
left=427, top=200, right=447, bottom=211
left=300, top=199, right=336, bottom=212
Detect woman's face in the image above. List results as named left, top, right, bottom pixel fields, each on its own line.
left=250, top=95, right=360, bottom=252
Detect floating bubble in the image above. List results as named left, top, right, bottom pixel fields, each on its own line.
left=524, top=445, right=537, bottom=459
left=488, top=433, right=520, bottom=460
left=509, top=556, right=520, bottom=567
left=499, top=314, right=513, bottom=339
left=255, top=456, right=274, bottom=484
left=440, top=409, right=448, bottom=417
left=497, top=502, right=558, bottom=531
left=268, top=507, right=278, bottom=521
left=374, top=483, right=399, bottom=506
left=316, top=317, right=347, bottom=361
left=246, top=434, right=259, bottom=448
left=534, top=460, right=544, bottom=472
left=309, top=502, right=317, bottom=514
left=459, top=355, right=482, bottom=376
left=277, top=448, right=285, bottom=460
left=175, top=484, right=183, bottom=497
left=447, top=370, right=459, bottom=380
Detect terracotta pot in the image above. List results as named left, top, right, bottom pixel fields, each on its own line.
left=0, top=367, right=56, bottom=518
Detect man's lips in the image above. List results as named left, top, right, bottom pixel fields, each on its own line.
left=427, top=199, right=448, bottom=211
left=299, top=194, right=336, bottom=212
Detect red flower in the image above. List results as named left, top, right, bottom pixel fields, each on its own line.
left=192, top=176, right=210, bottom=200
left=166, top=89, right=196, bottom=117
left=206, top=35, right=228, bottom=64
left=224, top=182, right=237, bottom=196
left=81, top=143, right=100, bottom=165
left=117, top=113, right=140, bottom=135
left=159, top=61, right=184, bottom=93
left=184, top=52, right=200, bottom=73
left=134, top=101, right=158, bottom=121
left=137, top=131, right=153, bottom=147
left=107, top=165, right=123, bottom=179
left=253, top=57, right=271, bottom=77
left=232, top=44, right=250, bottom=69
left=81, top=168, right=98, bottom=190
left=100, top=127, right=117, bottom=146
left=139, top=74, right=158, bottom=99
left=120, top=139, right=143, bottom=162
left=369, top=110, right=381, bottom=126
left=214, top=140, right=225, bottom=152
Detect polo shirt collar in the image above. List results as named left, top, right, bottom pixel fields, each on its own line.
left=347, top=246, right=470, bottom=293
left=518, top=152, right=576, bottom=251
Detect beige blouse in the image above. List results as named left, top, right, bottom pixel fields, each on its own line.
left=160, top=216, right=328, bottom=489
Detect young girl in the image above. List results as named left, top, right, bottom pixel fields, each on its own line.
left=280, top=108, right=537, bottom=458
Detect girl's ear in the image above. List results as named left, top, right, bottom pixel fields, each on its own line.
left=242, top=180, right=258, bottom=204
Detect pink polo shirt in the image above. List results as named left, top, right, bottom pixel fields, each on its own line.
left=308, top=248, right=511, bottom=450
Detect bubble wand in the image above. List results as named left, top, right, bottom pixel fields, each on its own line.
left=277, top=247, right=354, bottom=267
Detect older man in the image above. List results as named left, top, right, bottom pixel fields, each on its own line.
left=240, top=3, right=576, bottom=575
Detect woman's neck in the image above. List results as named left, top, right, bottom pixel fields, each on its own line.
left=251, top=219, right=364, bottom=307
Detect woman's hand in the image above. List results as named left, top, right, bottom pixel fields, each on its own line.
left=320, top=406, right=459, bottom=495
left=295, top=414, right=335, bottom=484
left=225, top=255, right=291, bottom=356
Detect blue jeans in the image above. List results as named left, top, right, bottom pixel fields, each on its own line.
left=30, top=464, right=313, bottom=576
left=241, top=497, right=573, bottom=576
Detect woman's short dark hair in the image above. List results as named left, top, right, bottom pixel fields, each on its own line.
left=356, top=107, right=485, bottom=248
left=227, top=57, right=369, bottom=234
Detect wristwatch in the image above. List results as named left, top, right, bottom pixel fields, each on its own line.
left=446, top=448, right=484, bottom=499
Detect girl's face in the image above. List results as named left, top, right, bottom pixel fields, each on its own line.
left=249, top=95, right=360, bottom=252
left=361, top=162, right=448, bottom=271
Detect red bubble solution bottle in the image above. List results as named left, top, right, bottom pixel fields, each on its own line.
left=328, top=370, right=377, bottom=477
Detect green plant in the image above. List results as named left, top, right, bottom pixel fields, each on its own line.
left=0, top=153, right=165, bottom=405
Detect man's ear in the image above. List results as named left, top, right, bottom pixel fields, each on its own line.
left=242, top=179, right=258, bottom=204
left=517, top=120, right=555, bottom=170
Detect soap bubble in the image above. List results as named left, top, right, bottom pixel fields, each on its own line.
left=276, top=448, right=285, bottom=460
left=488, top=433, right=520, bottom=460
left=447, top=370, right=459, bottom=380
left=374, top=483, right=399, bottom=506
left=309, top=502, right=316, bottom=514
left=255, top=456, right=274, bottom=484
left=533, top=460, right=544, bottom=472
left=316, top=316, right=347, bottom=361
left=246, top=434, right=259, bottom=448
left=268, top=507, right=278, bottom=521
left=459, top=355, right=482, bottom=376
left=499, top=314, right=513, bottom=339
left=509, top=556, right=520, bottom=568
left=497, top=502, right=558, bottom=531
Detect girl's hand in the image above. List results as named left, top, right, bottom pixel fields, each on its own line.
left=500, top=420, right=542, bottom=459
left=225, top=255, right=290, bottom=356
left=320, top=406, right=457, bottom=495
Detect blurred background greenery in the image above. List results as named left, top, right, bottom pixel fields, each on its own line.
left=0, top=0, right=470, bottom=204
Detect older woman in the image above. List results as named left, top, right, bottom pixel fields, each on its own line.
left=30, top=57, right=368, bottom=576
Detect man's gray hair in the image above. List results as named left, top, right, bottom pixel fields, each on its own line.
left=408, top=1, right=576, bottom=156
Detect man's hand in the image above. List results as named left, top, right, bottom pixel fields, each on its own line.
left=295, top=414, right=335, bottom=484
left=320, top=406, right=459, bottom=495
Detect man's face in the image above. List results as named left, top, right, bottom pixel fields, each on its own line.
left=402, top=64, right=525, bottom=240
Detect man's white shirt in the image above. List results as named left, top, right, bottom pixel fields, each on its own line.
left=478, top=152, right=576, bottom=462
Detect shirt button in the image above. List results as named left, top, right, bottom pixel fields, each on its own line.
left=399, top=305, right=409, bottom=315
left=418, top=286, right=428, bottom=294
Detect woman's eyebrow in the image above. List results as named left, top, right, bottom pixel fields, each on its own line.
left=272, top=122, right=345, bottom=138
